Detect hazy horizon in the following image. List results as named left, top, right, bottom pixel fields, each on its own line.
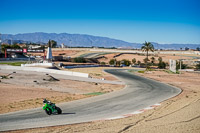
left=2, top=32, right=200, bottom=45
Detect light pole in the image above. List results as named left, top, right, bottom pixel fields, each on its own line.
left=0, top=33, right=1, bottom=55
left=114, top=57, right=116, bottom=66
left=180, top=48, right=182, bottom=74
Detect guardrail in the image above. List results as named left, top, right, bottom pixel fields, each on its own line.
left=0, top=65, right=89, bottom=78
left=21, top=63, right=54, bottom=67
left=0, top=58, right=34, bottom=61
left=63, top=65, right=99, bottom=69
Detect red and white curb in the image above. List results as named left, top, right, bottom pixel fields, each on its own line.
left=105, top=103, right=161, bottom=120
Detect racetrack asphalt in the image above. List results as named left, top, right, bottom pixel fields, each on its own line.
left=0, top=69, right=181, bottom=131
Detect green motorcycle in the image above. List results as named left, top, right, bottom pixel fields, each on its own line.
left=43, top=99, right=62, bottom=115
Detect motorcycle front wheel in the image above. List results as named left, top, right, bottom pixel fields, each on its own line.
left=45, top=108, right=52, bottom=115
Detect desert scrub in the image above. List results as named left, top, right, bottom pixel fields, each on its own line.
left=138, top=70, right=145, bottom=73
left=0, top=62, right=26, bottom=66
left=84, top=92, right=106, bottom=96
left=164, top=69, right=179, bottom=74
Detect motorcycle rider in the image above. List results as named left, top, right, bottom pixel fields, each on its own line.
left=43, top=99, right=48, bottom=104
left=43, top=99, right=55, bottom=108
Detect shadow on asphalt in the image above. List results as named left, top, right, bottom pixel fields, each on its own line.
left=58, top=113, right=76, bottom=115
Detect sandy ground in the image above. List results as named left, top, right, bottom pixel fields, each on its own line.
left=28, top=48, right=199, bottom=68
left=0, top=71, right=124, bottom=114
left=98, top=53, right=194, bottom=65
left=51, top=49, right=102, bottom=58
left=6, top=69, right=200, bottom=133
left=52, top=48, right=99, bottom=58
left=27, top=49, right=95, bottom=58
left=1, top=49, right=200, bottom=133
left=66, top=67, right=124, bottom=80
left=28, top=49, right=80, bottom=57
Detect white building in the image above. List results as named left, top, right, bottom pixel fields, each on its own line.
left=61, top=43, right=65, bottom=48
left=46, top=47, right=52, bottom=60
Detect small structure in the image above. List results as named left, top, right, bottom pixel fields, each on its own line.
left=46, top=47, right=52, bottom=60
left=46, top=40, right=53, bottom=61
left=169, top=59, right=176, bottom=73
left=61, top=43, right=65, bottom=48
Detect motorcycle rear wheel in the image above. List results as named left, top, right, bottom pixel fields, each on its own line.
left=56, top=107, right=62, bottom=114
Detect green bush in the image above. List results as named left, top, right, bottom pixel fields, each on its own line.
left=73, top=57, right=86, bottom=63
left=151, top=57, right=155, bottom=64
left=138, top=70, right=145, bottom=73
left=109, top=59, right=116, bottom=65
left=143, top=58, right=149, bottom=64
left=132, top=58, right=136, bottom=64
left=195, top=62, right=200, bottom=70
left=176, top=61, right=187, bottom=70
left=122, top=59, right=131, bottom=66
left=158, top=62, right=166, bottom=69
left=116, top=61, right=121, bottom=66
left=100, top=62, right=106, bottom=65
left=157, top=57, right=167, bottom=69
left=137, top=60, right=141, bottom=65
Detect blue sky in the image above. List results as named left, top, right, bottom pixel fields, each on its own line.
left=0, top=0, right=200, bottom=44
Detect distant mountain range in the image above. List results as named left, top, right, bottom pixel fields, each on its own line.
left=1, top=32, right=200, bottom=50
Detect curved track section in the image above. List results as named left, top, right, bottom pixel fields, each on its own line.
left=0, top=69, right=181, bottom=131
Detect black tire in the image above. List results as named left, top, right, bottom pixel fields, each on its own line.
left=45, top=108, right=52, bottom=115
left=56, top=107, right=62, bottom=114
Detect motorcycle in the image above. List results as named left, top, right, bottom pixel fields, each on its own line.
left=43, top=99, right=62, bottom=115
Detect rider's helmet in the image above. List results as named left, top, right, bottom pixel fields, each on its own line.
left=43, top=99, right=47, bottom=104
